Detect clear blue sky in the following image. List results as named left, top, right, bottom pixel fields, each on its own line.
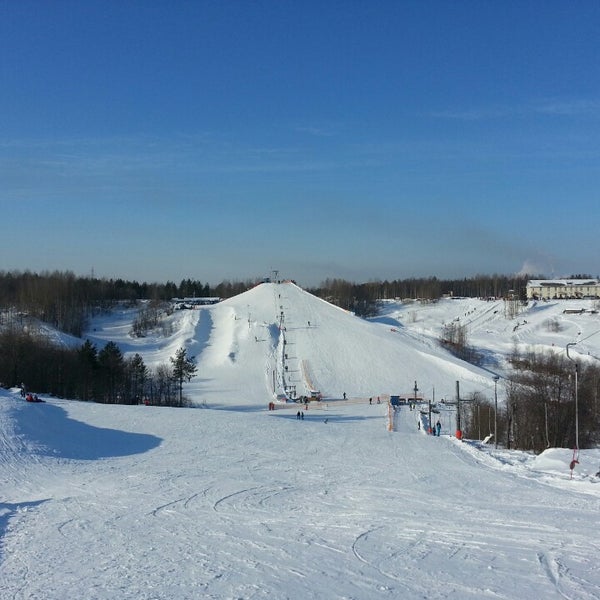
left=1, top=1, right=599, bottom=287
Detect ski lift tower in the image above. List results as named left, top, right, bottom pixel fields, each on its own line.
left=440, top=381, right=476, bottom=440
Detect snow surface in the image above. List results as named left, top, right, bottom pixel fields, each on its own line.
left=2, top=282, right=600, bottom=599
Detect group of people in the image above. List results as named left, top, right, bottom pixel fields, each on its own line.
left=296, top=411, right=305, bottom=420
left=418, top=418, right=442, bottom=435
left=20, top=383, right=44, bottom=403
left=25, top=393, right=44, bottom=403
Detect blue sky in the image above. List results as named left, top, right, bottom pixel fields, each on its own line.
left=1, top=1, right=599, bottom=287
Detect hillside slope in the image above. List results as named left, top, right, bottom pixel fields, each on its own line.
left=84, top=284, right=600, bottom=408
left=180, top=282, right=493, bottom=406
left=377, top=296, right=600, bottom=370
left=1, top=389, right=599, bottom=599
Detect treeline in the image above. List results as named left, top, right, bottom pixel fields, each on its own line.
left=309, top=274, right=534, bottom=316
left=461, top=349, right=600, bottom=451
left=0, top=329, right=197, bottom=407
left=1, top=270, right=537, bottom=336
left=0, top=270, right=259, bottom=337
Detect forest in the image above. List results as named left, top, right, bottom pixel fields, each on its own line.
left=460, top=349, right=600, bottom=452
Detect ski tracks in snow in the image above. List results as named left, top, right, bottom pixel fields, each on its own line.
left=537, top=548, right=600, bottom=600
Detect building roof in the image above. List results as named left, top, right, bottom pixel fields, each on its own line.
left=527, top=279, right=599, bottom=288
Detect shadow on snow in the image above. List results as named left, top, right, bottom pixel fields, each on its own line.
left=10, top=402, right=162, bottom=460
left=368, top=316, right=403, bottom=328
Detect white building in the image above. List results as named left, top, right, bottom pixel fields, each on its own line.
left=526, top=279, right=600, bottom=300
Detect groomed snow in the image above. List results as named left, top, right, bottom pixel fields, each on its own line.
left=2, top=282, right=600, bottom=599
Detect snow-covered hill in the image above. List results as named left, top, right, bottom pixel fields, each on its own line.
left=2, top=283, right=600, bottom=598
left=84, top=282, right=600, bottom=408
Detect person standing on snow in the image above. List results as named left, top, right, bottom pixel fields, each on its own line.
left=436, top=420, right=442, bottom=436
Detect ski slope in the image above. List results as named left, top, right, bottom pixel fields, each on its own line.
left=86, top=283, right=500, bottom=406
left=1, top=391, right=599, bottom=599
left=2, top=282, right=600, bottom=598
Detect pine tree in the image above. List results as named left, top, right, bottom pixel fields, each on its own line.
left=98, top=341, right=125, bottom=403
left=170, top=347, right=197, bottom=406
left=126, top=353, right=148, bottom=404
left=77, top=339, right=98, bottom=401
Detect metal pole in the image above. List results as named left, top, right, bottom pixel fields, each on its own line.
left=566, top=343, right=579, bottom=452
left=456, top=381, right=461, bottom=438
left=493, top=375, right=499, bottom=449
left=428, top=398, right=432, bottom=434
left=414, top=380, right=424, bottom=431
left=575, top=364, right=579, bottom=451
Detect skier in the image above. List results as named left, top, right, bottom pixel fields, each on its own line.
left=436, top=420, right=442, bottom=436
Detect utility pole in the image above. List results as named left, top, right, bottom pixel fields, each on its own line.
left=440, top=383, right=474, bottom=440
left=456, top=381, right=462, bottom=439
left=493, top=375, right=500, bottom=449
left=414, top=380, right=427, bottom=433
left=431, top=387, right=436, bottom=436
left=566, top=342, right=580, bottom=454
